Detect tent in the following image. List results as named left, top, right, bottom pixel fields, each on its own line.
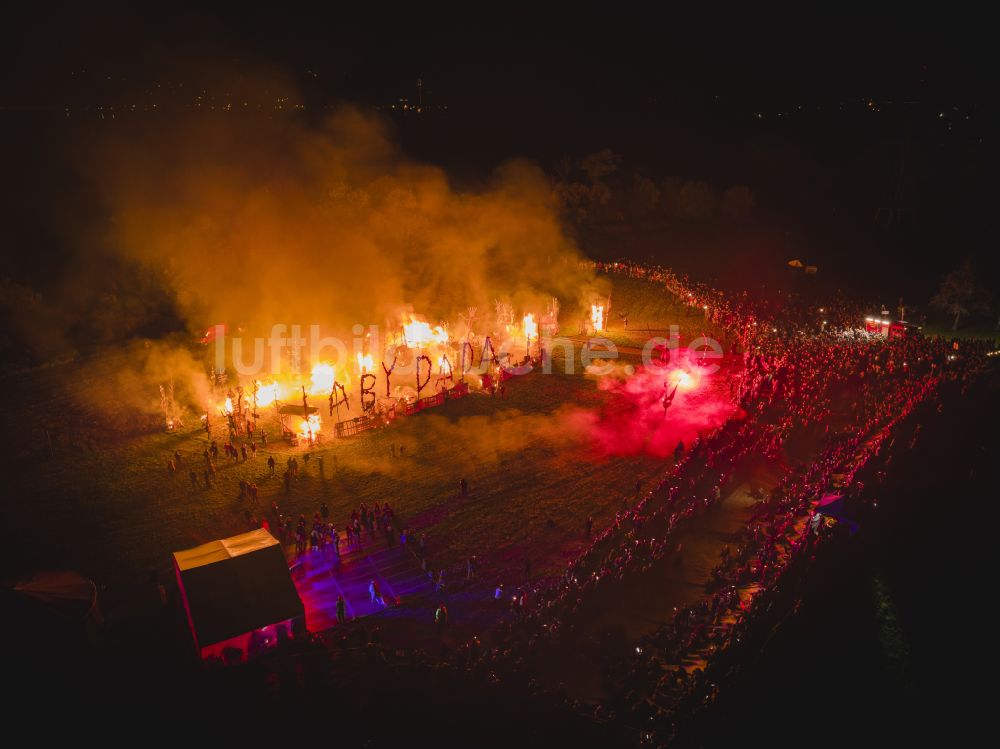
left=2, top=571, right=104, bottom=671
left=816, top=493, right=860, bottom=534
left=14, top=570, right=100, bottom=620
left=174, top=528, right=304, bottom=659
left=7, top=570, right=103, bottom=642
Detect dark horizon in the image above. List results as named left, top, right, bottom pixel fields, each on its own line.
left=2, top=5, right=998, bottom=308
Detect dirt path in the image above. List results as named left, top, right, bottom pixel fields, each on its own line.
left=522, top=459, right=784, bottom=701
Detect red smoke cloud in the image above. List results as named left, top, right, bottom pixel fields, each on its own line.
left=572, top=359, right=737, bottom=458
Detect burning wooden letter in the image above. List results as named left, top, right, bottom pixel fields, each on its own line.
left=416, top=354, right=432, bottom=397
left=360, top=373, right=376, bottom=412
left=436, top=354, right=454, bottom=389
left=438, top=354, right=453, bottom=380
left=461, top=341, right=474, bottom=380
left=480, top=336, right=496, bottom=370
left=329, top=381, right=349, bottom=416
left=381, top=352, right=398, bottom=397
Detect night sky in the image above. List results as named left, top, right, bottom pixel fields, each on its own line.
left=2, top=5, right=998, bottom=298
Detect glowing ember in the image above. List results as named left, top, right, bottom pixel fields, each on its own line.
left=523, top=313, right=538, bottom=340
left=591, top=304, right=604, bottom=332
left=403, top=316, right=448, bottom=347
left=672, top=369, right=698, bottom=391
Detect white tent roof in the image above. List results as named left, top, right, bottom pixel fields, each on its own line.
left=174, top=528, right=280, bottom=572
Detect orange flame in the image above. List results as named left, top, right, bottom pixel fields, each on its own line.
left=671, top=369, right=698, bottom=391
left=524, top=313, right=538, bottom=340
left=591, top=304, right=604, bottom=332
left=309, top=362, right=336, bottom=395
left=403, top=316, right=448, bottom=346
left=298, top=413, right=322, bottom=440
left=254, top=380, right=284, bottom=407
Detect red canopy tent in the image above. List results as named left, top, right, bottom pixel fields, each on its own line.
left=173, top=528, right=304, bottom=661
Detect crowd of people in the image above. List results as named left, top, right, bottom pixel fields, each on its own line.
left=176, top=258, right=993, bottom=745
left=442, top=260, right=995, bottom=742
left=264, top=499, right=401, bottom=559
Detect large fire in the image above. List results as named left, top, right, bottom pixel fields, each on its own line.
left=210, top=365, right=341, bottom=441
left=206, top=303, right=577, bottom=444
left=403, top=316, right=449, bottom=347
left=523, top=313, right=538, bottom=340
left=254, top=380, right=283, bottom=407
left=309, top=362, right=337, bottom=394
left=591, top=304, right=604, bottom=332
left=298, top=414, right=322, bottom=441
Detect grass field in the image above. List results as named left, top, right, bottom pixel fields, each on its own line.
left=2, top=275, right=733, bottom=613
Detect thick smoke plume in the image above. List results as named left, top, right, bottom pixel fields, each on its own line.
left=91, top=105, right=597, bottom=342
left=16, top=77, right=605, bottom=430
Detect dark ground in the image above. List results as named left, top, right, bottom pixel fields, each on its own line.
left=673, top=370, right=999, bottom=748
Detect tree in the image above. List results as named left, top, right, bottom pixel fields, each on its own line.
left=580, top=149, right=621, bottom=183
left=629, top=174, right=661, bottom=219
left=551, top=151, right=620, bottom=226
left=659, top=177, right=682, bottom=217
left=931, top=259, right=991, bottom=331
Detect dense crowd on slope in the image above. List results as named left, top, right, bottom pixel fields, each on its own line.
left=197, top=259, right=992, bottom=746
left=446, top=261, right=994, bottom=743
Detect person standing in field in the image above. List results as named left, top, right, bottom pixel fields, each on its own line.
left=435, top=602, right=448, bottom=631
